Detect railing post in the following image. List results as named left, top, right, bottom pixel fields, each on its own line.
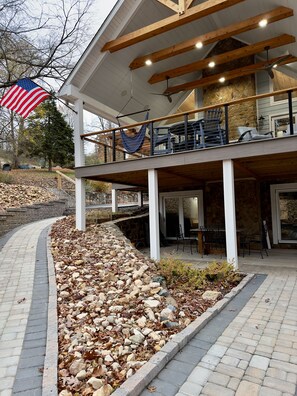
left=150, top=122, right=154, bottom=156
left=104, top=145, right=107, bottom=163
left=224, top=104, right=229, bottom=144
left=288, top=90, right=294, bottom=135
left=184, top=114, right=188, bottom=150
left=112, top=130, right=116, bottom=161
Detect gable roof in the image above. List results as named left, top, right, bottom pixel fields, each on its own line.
left=59, top=0, right=297, bottom=124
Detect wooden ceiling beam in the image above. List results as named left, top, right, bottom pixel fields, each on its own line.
left=164, top=56, right=297, bottom=94
left=156, top=0, right=179, bottom=13
left=130, top=6, right=293, bottom=69
left=149, top=34, right=296, bottom=84
left=102, top=0, right=245, bottom=53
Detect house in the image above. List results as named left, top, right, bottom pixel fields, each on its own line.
left=59, top=0, right=297, bottom=268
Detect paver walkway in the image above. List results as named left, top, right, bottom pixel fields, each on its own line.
left=0, top=218, right=59, bottom=396
left=141, top=272, right=297, bottom=396
left=0, top=219, right=297, bottom=396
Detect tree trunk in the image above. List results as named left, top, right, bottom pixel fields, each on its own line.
left=10, top=111, right=20, bottom=169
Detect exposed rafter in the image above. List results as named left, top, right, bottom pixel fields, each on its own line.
left=129, top=6, right=293, bottom=70
left=164, top=56, right=297, bottom=94
left=102, top=0, right=245, bottom=53
left=156, top=0, right=189, bottom=14
left=149, top=34, right=296, bottom=84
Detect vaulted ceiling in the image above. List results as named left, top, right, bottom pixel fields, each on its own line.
left=60, top=0, right=297, bottom=124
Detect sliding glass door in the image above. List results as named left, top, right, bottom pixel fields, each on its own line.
left=271, top=183, right=297, bottom=244
left=160, top=191, right=204, bottom=239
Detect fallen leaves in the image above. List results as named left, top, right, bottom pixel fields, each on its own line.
left=0, top=182, right=55, bottom=211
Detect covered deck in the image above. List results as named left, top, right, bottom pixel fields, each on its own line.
left=73, top=88, right=297, bottom=269
left=81, top=87, right=297, bottom=165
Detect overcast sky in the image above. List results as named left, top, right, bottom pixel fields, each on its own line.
left=90, top=0, right=118, bottom=32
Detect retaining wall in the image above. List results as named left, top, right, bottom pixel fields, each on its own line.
left=0, top=200, right=67, bottom=237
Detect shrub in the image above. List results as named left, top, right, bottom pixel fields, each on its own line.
left=0, top=171, right=13, bottom=184
left=157, top=258, right=242, bottom=291
left=157, top=258, right=206, bottom=290
left=86, top=180, right=109, bottom=193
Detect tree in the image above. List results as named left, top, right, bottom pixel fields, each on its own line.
left=0, top=0, right=94, bottom=88
left=24, top=97, right=74, bottom=171
left=0, top=0, right=93, bottom=167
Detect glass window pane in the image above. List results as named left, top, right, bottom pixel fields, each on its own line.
left=279, top=191, right=297, bottom=241
left=165, top=198, right=179, bottom=238
left=183, top=197, right=198, bottom=237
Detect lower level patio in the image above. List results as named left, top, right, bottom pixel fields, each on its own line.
left=139, top=245, right=297, bottom=274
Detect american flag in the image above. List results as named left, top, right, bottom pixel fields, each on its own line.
left=0, top=78, right=50, bottom=118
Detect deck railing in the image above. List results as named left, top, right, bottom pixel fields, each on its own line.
left=81, top=86, right=297, bottom=164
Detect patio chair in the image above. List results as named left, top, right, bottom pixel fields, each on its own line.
left=176, top=224, right=198, bottom=254
left=193, top=108, right=226, bottom=148
left=245, top=233, right=268, bottom=259
left=153, top=126, right=173, bottom=154
left=237, top=126, right=273, bottom=142
left=169, top=121, right=198, bottom=152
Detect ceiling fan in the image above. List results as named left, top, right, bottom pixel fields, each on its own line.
left=150, top=77, right=173, bottom=103
left=257, top=46, right=292, bottom=79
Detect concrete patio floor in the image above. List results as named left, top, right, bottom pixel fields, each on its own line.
left=139, top=244, right=297, bottom=274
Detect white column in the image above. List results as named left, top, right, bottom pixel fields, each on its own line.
left=137, top=191, right=143, bottom=207
left=148, top=169, right=160, bottom=261
left=223, top=159, right=238, bottom=269
left=74, top=98, right=86, bottom=231
left=112, top=189, right=118, bottom=213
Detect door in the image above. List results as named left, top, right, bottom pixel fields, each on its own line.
left=161, top=191, right=204, bottom=239
left=271, top=183, right=297, bottom=244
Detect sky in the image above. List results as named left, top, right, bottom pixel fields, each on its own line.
left=90, top=1, right=118, bottom=34
left=82, top=0, right=119, bottom=150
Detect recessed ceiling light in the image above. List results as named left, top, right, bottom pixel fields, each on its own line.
left=259, top=19, right=268, bottom=28
left=208, top=61, right=215, bottom=68
left=145, top=59, right=152, bottom=66
left=195, top=41, right=203, bottom=49
left=219, top=77, right=226, bottom=83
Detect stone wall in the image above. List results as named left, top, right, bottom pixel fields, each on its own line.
left=113, top=214, right=149, bottom=248
left=0, top=200, right=67, bottom=237
left=205, top=179, right=262, bottom=236
left=202, top=38, right=257, bottom=141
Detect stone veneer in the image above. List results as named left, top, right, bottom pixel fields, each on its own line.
left=202, top=38, right=257, bottom=141
left=0, top=200, right=67, bottom=237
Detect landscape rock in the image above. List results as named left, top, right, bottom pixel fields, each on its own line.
left=202, top=290, right=221, bottom=301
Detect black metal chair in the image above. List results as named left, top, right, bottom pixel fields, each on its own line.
left=245, top=233, right=268, bottom=259
left=176, top=224, right=198, bottom=254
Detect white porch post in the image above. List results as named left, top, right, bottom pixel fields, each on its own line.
left=148, top=169, right=160, bottom=261
left=223, top=159, right=238, bottom=269
left=112, top=189, right=118, bottom=212
left=74, top=98, right=86, bottom=231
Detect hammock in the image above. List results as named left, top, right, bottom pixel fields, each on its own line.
left=118, top=110, right=149, bottom=154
